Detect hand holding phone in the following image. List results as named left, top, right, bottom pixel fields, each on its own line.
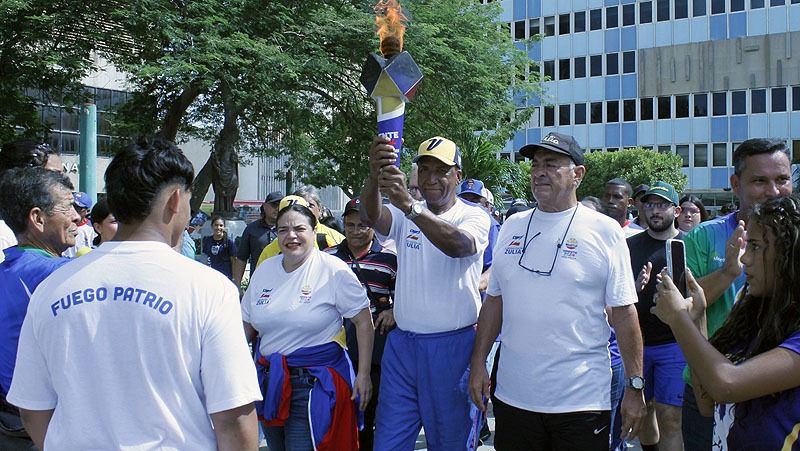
left=665, top=239, right=688, bottom=298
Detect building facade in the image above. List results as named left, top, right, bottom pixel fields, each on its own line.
left=494, top=0, right=800, bottom=208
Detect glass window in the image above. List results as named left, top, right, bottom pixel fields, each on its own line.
left=657, top=0, right=670, bottom=21
left=559, top=14, right=570, bottom=35
left=711, top=0, right=725, bottom=14
left=676, top=95, right=690, bottom=117
left=730, top=91, right=746, bottom=114
left=559, top=59, right=571, bottom=80
left=590, top=9, right=603, bottom=30
left=529, top=18, right=541, bottom=36
left=607, top=101, right=620, bottom=123
left=544, top=16, right=555, bottom=36
left=751, top=0, right=765, bottom=7
left=606, top=53, right=619, bottom=75
left=771, top=0, right=785, bottom=5
left=641, top=98, right=654, bottom=120
left=712, top=92, right=726, bottom=116
left=590, top=55, right=603, bottom=77
left=658, top=96, right=671, bottom=119
left=544, top=60, right=555, bottom=79
left=574, top=11, right=586, bottom=33
left=640, top=1, right=653, bottom=23
left=544, top=106, right=555, bottom=126
left=752, top=89, right=767, bottom=113
left=42, top=107, right=60, bottom=129
left=793, top=87, right=800, bottom=111
left=514, top=21, right=526, bottom=40
left=98, top=112, right=111, bottom=135
left=693, top=0, right=706, bottom=15
left=575, top=103, right=587, bottom=124
left=61, top=108, right=80, bottom=132
left=731, top=0, right=745, bottom=11
left=591, top=102, right=603, bottom=123
left=574, top=57, right=586, bottom=78
left=713, top=143, right=727, bottom=166
left=96, top=89, right=113, bottom=111
left=694, top=93, right=708, bottom=116
left=624, top=99, right=636, bottom=121
left=111, top=90, right=127, bottom=108
left=559, top=105, right=571, bottom=125
left=658, top=145, right=672, bottom=154
left=623, top=51, right=635, bottom=73
left=676, top=145, right=690, bottom=167
left=675, top=0, right=689, bottom=18
left=606, top=6, right=619, bottom=28
left=694, top=144, right=708, bottom=167
left=773, top=87, right=787, bottom=112
left=623, top=4, right=635, bottom=25
left=61, top=134, right=79, bottom=155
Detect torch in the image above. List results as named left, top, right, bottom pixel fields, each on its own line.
left=360, top=0, right=423, bottom=167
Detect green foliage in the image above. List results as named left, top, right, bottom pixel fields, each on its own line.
left=578, top=147, right=688, bottom=199
left=459, top=133, right=532, bottom=204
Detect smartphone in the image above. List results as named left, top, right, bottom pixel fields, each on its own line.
left=666, top=239, right=688, bottom=297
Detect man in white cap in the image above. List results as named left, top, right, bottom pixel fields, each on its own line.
left=361, top=136, right=490, bottom=450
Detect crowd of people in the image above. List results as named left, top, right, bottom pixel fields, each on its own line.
left=0, top=132, right=797, bottom=451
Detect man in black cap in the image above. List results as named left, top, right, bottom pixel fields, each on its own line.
left=232, top=191, right=282, bottom=295
left=632, top=184, right=650, bottom=228
left=469, top=132, right=646, bottom=450
left=326, top=198, right=397, bottom=450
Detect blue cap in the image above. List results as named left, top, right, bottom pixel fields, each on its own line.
left=73, top=192, right=92, bottom=209
left=458, top=179, right=484, bottom=198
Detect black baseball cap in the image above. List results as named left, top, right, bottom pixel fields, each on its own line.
left=633, top=184, right=649, bottom=198
left=343, top=198, right=361, bottom=216
left=519, top=132, right=585, bottom=166
left=265, top=191, right=283, bottom=204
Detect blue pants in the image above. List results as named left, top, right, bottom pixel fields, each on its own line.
left=374, top=326, right=474, bottom=451
left=609, top=362, right=626, bottom=451
left=644, top=342, right=686, bottom=406
left=264, top=371, right=315, bottom=451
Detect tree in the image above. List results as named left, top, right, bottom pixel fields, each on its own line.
left=0, top=0, right=120, bottom=142
left=106, top=0, right=542, bottom=213
left=459, top=133, right=531, bottom=205
left=577, top=147, right=688, bottom=199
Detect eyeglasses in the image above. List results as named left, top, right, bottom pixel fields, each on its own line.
left=643, top=202, right=674, bottom=211
left=517, top=206, right=578, bottom=276
left=345, top=224, right=370, bottom=232
left=408, top=186, right=420, bottom=195
left=682, top=207, right=701, bottom=215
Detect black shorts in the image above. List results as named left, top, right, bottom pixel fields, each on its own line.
left=492, top=396, right=611, bottom=451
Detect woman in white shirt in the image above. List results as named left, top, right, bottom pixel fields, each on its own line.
left=242, top=196, right=373, bottom=451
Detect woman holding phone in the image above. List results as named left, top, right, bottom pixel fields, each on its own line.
left=652, top=193, right=800, bottom=450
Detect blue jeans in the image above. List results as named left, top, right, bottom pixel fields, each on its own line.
left=610, top=362, right=626, bottom=451
left=264, top=371, right=316, bottom=451
left=682, top=384, right=712, bottom=450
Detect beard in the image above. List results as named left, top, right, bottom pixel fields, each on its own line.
left=646, top=215, right=673, bottom=233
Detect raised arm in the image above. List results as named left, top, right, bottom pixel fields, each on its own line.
left=691, top=221, right=745, bottom=306
left=360, top=137, right=396, bottom=236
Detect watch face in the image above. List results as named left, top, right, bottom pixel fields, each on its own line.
left=631, top=377, right=644, bottom=389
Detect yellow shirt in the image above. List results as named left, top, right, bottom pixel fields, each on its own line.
left=255, top=223, right=344, bottom=269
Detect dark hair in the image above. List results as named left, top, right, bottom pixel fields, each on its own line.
left=605, top=178, right=633, bottom=197
left=709, top=194, right=800, bottom=419
left=105, top=136, right=194, bottom=224
left=90, top=199, right=114, bottom=246
left=0, top=167, right=74, bottom=235
left=277, top=204, right=318, bottom=228
left=678, top=195, right=709, bottom=222
left=732, top=138, right=789, bottom=177
left=0, top=139, right=61, bottom=172
left=580, top=195, right=603, bottom=212
left=720, top=203, right=738, bottom=216
left=210, top=214, right=229, bottom=242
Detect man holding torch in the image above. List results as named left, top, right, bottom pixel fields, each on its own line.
left=360, top=136, right=489, bottom=450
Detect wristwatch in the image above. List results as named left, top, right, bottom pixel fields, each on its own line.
left=405, top=201, right=425, bottom=220
left=625, top=376, right=645, bottom=390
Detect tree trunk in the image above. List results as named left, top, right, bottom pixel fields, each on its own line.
left=190, top=154, right=213, bottom=215
left=158, top=80, right=203, bottom=142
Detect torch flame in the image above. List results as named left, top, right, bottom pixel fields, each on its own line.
left=374, top=0, right=406, bottom=58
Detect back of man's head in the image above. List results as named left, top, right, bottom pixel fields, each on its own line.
left=0, top=139, right=60, bottom=172
left=105, top=136, right=194, bottom=224
left=732, top=138, right=789, bottom=176
left=0, top=167, right=74, bottom=235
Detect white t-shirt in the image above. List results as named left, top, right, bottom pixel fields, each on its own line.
left=62, top=222, right=98, bottom=258
left=7, top=241, right=261, bottom=450
left=378, top=202, right=489, bottom=334
left=242, top=250, right=369, bottom=356
left=487, top=205, right=637, bottom=413
left=0, top=220, right=16, bottom=264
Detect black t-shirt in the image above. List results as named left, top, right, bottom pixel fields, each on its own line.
left=627, top=231, right=684, bottom=346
